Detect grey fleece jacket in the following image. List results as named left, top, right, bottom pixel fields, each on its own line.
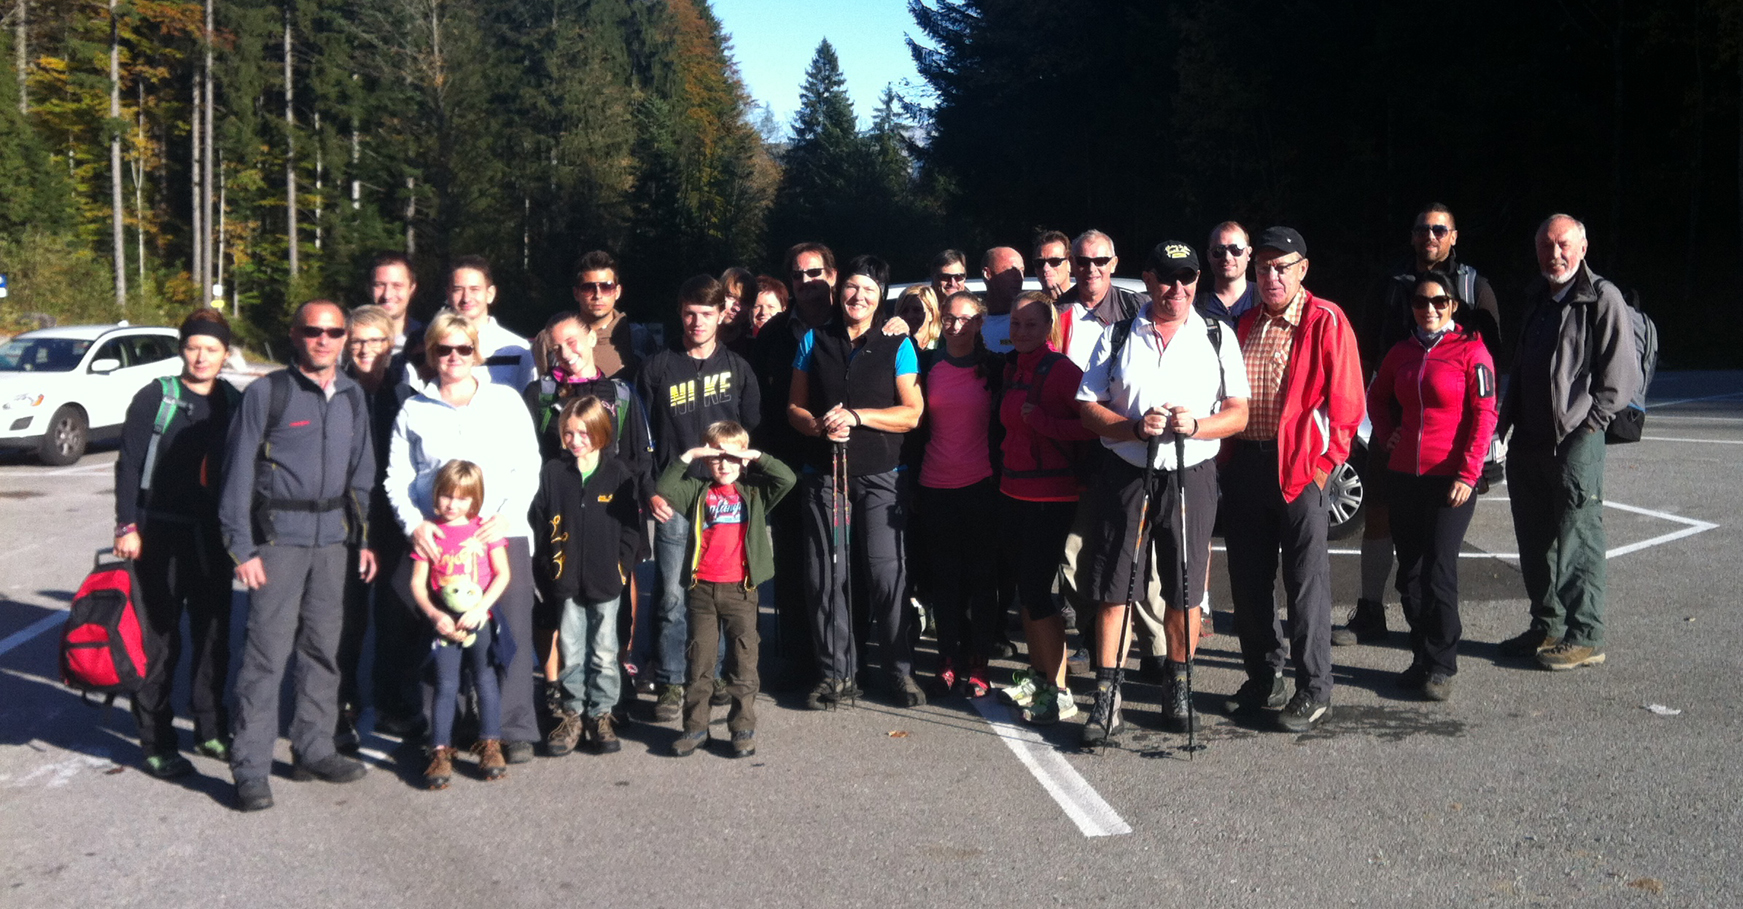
left=1500, top=260, right=1641, bottom=447
left=219, top=367, right=375, bottom=564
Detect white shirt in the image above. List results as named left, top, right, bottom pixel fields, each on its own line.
left=1077, top=307, right=1251, bottom=470
left=1062, top=299, right=1120, bottom=370
left=477, top=316, right=536, bottom=389
left=387, top=381, right=542, bottom=540
left=980, top=312, right=1014, bottom=355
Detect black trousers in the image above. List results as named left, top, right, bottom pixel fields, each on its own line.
left=917, top=480, right=998, bottom=670
left=1222, top=441, right=1334, bottom=701
left=766, top=493, right=814, bottom=679
left=1390, top=471, right=1476, bottom=676
left=131, top=517, right=231, bottom=756
left=800, top=468, right=910, bottom=681
left=337, top=525, right=422, bottom=723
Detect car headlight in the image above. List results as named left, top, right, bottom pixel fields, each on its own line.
left=3, top=393, right=45, bottom=410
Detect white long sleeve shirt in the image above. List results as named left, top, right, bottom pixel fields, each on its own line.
left=387, top=380, right=542, bottom=540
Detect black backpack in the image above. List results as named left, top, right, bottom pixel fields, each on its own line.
left=1589, top=283, right=1658, bottom=444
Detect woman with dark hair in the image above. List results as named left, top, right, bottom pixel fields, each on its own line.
left=719, top=267, right=757, bottom=357
left=911, top=290, right=1004, bottom=697
left=112, top=308, right=241, bottom=777
left=787, top=254, right=926, bottom=709
left=1367, top=272, right=1498, bottom=702
left=750, top=276, right=788, bottom=337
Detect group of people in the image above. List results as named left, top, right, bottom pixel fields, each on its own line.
left=110, top=205, right=1641, bottom=811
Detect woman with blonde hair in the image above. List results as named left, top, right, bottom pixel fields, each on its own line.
left=895, top=284, right=942, bottom=351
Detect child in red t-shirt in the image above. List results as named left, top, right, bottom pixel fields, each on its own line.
left=409, top=459, right=511, bottom=789
left=655, top=420, right=795, bottom=758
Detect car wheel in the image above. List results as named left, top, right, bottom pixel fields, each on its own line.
left=37, top=405, right=88, bottom=466
left=1325, top=441, right=1366, bottom=540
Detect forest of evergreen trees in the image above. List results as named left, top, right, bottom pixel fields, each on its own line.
left=2, top=0, right=1740, bottom=365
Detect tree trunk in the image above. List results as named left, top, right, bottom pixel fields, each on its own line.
left=1608, top=0, right=1626, bottom=266
left=14, top=0, right=24, bottom=114
left=219, top=155, right=228, bottom=315
left=283, top=6, right=298, bottom=277
left=109, top=0, right=126, bottom=310
left=313, top=108, right=322, bottom=251
left=133, top=81, right=145, bottom=297
left=190, top=69, right=203, bottom=297
left=405, top=176, right=415, bottom=256
left=350, top=105, right=359, bottom=211
left=202, top=0, right=214, bottom=306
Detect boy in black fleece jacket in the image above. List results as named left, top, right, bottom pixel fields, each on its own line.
left=531, top=395, right=644, bottom=756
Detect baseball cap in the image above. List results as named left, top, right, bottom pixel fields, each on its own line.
left=1144, top=241, right=1200, bottom=274
left=1253, top=227, right=1307, bottom=258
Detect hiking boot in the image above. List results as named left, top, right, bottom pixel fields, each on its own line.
left=1020, top=681, right=1066, bottom=725
left=671, top=730, right=707, bottom=757
left=710, top=679, right=731, bottom=707
left=291, top=753, right=367, bottom=783
left=1537, top=642, right=1606, bottom=671
left=542, top=679, right=567, bottom=719
left=334, top=704, right=361, bottom=754
left=1079, top=681, right=1124, bottom=749
left=193, top=737, right=231, bottom=762
left=144, top=752, right=194, bottom=779
left=730, top=730, right=756, bottom=758
left=423, top=746, right=455, bottom=790
left=235, top=778, right=274, bottom=811
left=1397, top=661, right=1430, bottom=689
left=895, top=674, right=927, bottom=708
left=653, top=684, right=685, bottom=722
left=1331, top=598, right=1387, bottom=646
left=1160, top=661, right=1201, bottom=733
left=1498, top=627, right=1561, bottom=658
left=546, top=709, right=583, bottom=757
left=1000, top=669, right=1038, bottom=707
left=1276, top=690, right=1330, bottom=733
left=931, top=660, right=958, bottom=697
left=473, top=739, right=508, bottom=781
left=1223, top=672, right=1287, bottom=715
left=955, top=663, right=990, bottom=699
left=805, top=679, right=837, bottom=711
left=1423, top=673, right=1454, bottom=701
left=501, top=740, right=534, bottom=765
left=589, top=714, right=622, bottom=754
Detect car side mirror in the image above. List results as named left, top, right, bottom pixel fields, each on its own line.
left=89, top=358, right=120, bottom=374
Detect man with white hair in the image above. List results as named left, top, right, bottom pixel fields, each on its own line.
left=1055, top=230, right=1148, bottom=370
left=1495, top=214, right=1639, bottom=670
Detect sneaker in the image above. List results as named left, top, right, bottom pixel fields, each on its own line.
left=710, top=679, right=731, bottom=707
left=1423, top=673, right=1454, bottom=701
left=1020, top=682, right=1065, bottom=725
left=546, top=709, right=583, bottom=757
left=1396, top=662, right=1430, bottom=689
left=235, top=778, right=274, bottom=811
left=1223, top=672, right=1287, bottom=715
left=589, top=714, right=622, bottom=754
left=672, top=730, right=707, bottom=757
left=1079, top=681, right=1124, bottom=749
left=1537, top=642, right=1606, bottom=671
left=1331, top=598, right=1387, bottom=646
left=805, top=679, right=837, bottom=711
left=291, top=753, right=367, bottom=783
left=144, top=752, right=194, bottom=779
left=1000, top=669, right=1039, bottom=708
left=895, top=674, right=927, bottom=708
left=932, top=660, right=957, bottom=697
left=955, top=666, right=990, bottom=699
left=423, top=746, right=455, bottom=790
left=730, top=730, right=756, bottom=758
left=1160, top=661, right=1201, bottom=733
left=1497, top=627, right=1561, bottom=658
left=1276, top=690, right=1330, bottom=733
left=193, top=737, right=231, bottom=762
left=501, top=740, right=534, bottom=765
left=653, top=684, right=685, bottom=722
left=472, top=739, right=508, bottom=780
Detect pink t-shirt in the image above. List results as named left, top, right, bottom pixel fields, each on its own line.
left=411, top=517, right=506, bottom=593
left=920, top=359, right=993, bottom=489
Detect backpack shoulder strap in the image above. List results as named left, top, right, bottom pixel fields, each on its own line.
left=1027, top=351, right=1066, bottom=408
left=1204, top=315, right=1226, bottom=401
left=1108, top=317, right=1135, bottom=362
left=139, top=377, right=184, bottom=495
left=260, top=369, right=294, bottom=462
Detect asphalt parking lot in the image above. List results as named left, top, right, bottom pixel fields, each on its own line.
left=2, top=371, right=1739, bottom=908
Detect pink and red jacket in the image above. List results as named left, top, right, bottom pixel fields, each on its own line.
left=999, top=349, right=1098, bottom=502
left=1368, top=326, right=1498, bottom=486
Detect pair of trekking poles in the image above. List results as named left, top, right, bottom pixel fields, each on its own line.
left=1102, top=432, right=1203, bottom=756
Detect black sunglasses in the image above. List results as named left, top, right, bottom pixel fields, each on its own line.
left=1156, top=268, right=1198, bottom=287
left=791, top=267, right=826, bottom=282
left=433, top=343, right=477, bottom=357
left=575, top=281, right=616, bottom=294
left=1073, top=255, right=1113, bottom=269
left=1037, top=257, right=1068, bottom=268
left=1412, top=224, right=1451, bottom=238
left=297, top=326, right=347, bottom=340
left=1209, top=244, right=1247, bottom=259
left=1411, top=294, right=1453, bottom=310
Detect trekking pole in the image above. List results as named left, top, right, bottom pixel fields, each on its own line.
left=1106, top=432, right=1162, bottom=743
left=1176, top=432, right=1204, bottom=757
left=834, top=437, right=854, bottom=706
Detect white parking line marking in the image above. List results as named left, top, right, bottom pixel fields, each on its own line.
left=1640, top=436, right=1743, bottom=445
left=41, top=463, right=113, bottom=477
left=970, top=697, right=1132, bottom=838
left=1646, top=415, right=1743, bottom=423
left=0, top=612, right=65, bottom=657
left=1647, top=390, right=1743, bottom=409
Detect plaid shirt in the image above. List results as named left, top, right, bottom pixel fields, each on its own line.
left=1239, top=291, right=1305, bottom=441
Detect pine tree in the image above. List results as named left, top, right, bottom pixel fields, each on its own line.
left=767, top=39, right=868, bottom=256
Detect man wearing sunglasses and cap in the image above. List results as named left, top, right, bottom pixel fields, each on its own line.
left=1220, top=227, right=1364, bottom=733
left=1336, top=204, right=1503, bottom=648
left=221, top=299, right=379, bottom=811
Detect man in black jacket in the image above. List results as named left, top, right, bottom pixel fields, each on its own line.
left=221, top=300, right=376, bottom=812
left=635, top=276, right=761, bottom=721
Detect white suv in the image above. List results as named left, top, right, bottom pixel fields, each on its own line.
left=0, top=323, right=182, bottom=464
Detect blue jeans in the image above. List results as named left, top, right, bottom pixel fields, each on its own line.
left=430, top=619, right=501, bottom=747
left=558, top=595, right=622, bottom=716
left=650, top=515, right=692, bottom=685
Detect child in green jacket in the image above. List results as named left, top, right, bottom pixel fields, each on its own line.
left=656, top=419, right=795, bottom=757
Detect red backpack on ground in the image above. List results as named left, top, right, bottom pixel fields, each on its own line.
left=60, top=550, right=149, bottom=704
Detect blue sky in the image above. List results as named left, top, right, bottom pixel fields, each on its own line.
left=711, top=0, right=928, bottom=135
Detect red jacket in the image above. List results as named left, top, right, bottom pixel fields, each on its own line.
left=1368, top=327, right=1498, bottom=486
left=1234, top=292, right=1365, bottom=503
left=999, top=349, right=1097, bottom=501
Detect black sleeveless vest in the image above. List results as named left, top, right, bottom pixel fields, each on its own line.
left=804, top=318, right=907, bottom=476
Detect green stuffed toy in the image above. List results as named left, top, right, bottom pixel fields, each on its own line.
left=436, top=577, right=487, bottom=648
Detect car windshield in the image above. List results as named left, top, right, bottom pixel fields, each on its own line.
left=0, top=338, right=93, bottom=372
